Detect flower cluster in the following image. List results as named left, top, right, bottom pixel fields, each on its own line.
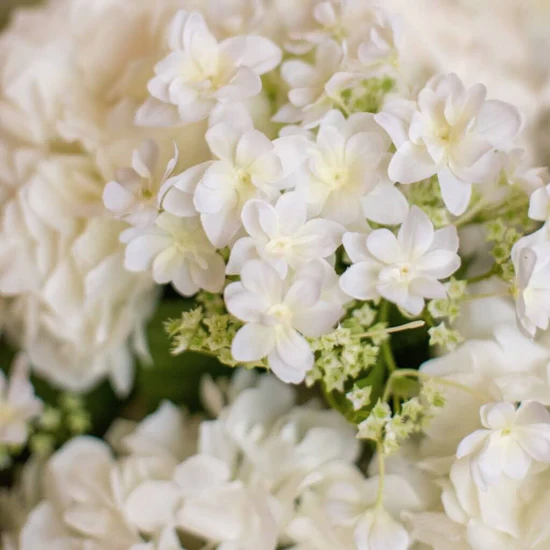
left=2, top=0, right=550, bottom=549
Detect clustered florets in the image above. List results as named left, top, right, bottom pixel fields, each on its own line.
left=3, top=0, right=550, bottom=549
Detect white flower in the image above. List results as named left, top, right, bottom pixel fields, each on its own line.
left=226, top=192, right=344, bottom=278
left=20, top=437, right=173, bottom=550
left=511, top=228, right=550, bottom=337
left=103, top=140, right=179, bottom=228
left=224, top=259, right=343, bottom=383
left=528, top=182, right=550, bottom=224
left=355, top=10, right=403, bottom=77
left=0, top=354, right=42, bottom=447
left=340, top=206, right=460, bottom=315
left=294, top=110, right=405, bottom=226
left=136, top=10, right=281, bottom=126
left=123, top=213, right=225, bottom=297
left=286, top=0, right=379, bottom=54
left=375, top=73, right=523, bottom=215
left=457, top=401, right=550, bottom=489
left=193, top=119, right=287, bottom=248
left=274, top=40, right=344, bottom=128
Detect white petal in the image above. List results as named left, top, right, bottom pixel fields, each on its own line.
left=362, top=184, right=409, bottom=225
left=231, top=323, right=276, bottom=362
left=437, top=167, right=472, bottom=216
left=480, top=402, right=516, bottom=429
left=241, top=199, right=276, bottom=241
left=274, top=191, right=308, bottom=235
left=125, top=481, right=181, bottom=534
left=388, top=142, right=437, bottom=184
left=474, top=100, right=523, bottom=149
left=397, top=206, right=434, bottom=259
left=103, top=181, right=135, bottom=214
left=456, top=429, right=490, bottom=459
left=220, top=35, right=282, bottom=74
left=201, top=210, right=241, bottom=248
left=224, top=282, right=266, bottom=322
left=174, top=454, right=231, bottom=498
left=205, top=123, right=240, bottom=162
left=226, top=237, right=258, bottom=275
left=528, top=187, right=550, bottom=222
left=367, top=228, right=400, bottom=264
left=189, top=253, right=226, bottom=293
left=124, top=234, right=168, bottom=272
left=240, top=259, right=283, bottom=300
left=236, top=130, right=274, bottom=170
left=343, top=232, right=371, bottom=263
left=339, top=263, right=381, bottom=300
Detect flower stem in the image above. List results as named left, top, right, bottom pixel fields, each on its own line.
left=465, top=264, right=499, bottom=284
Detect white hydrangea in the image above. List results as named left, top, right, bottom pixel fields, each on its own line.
left=375, top=73, right=522, bottom=215
left=123, top=213, right=225, bottom=297
left=136, top=9, right=281, bottom=126
left=226, top=192, right=344, bottom=277
left=340, top=206, right=460, bottom=315
left=225, top=259, right=344, bottom=383
left=457, top=401, right=550, bottom=489
left=18, top=373, right=361, bottom=550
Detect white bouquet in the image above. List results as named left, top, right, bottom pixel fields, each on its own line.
left=1, top=1, right=550, bottom=549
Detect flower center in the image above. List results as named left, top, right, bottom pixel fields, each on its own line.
left=266, top=237, right=293, bottom=255
left=234, top=169, right=257, bottom=202
left=267, top=303, right=292, bottom=324
left=327, top=165, right=349, bottom=189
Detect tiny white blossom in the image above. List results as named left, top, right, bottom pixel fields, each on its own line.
left=346, top=386, right=372, bottom=411
left=0, top=355, right=42, bottom=446
left=511, top=228, right=550, bottom=337
left=103, top=140, right=178, bottom=228
left=457, top=401, right=550, bottom=489
left=340, top=206, right=460, bottom=315
left=355, top=10, right=403, bottom=77
left=294, top=110, right=401, bottom=226
left=225, top=259, right=344, bottom=383
left=193, top=119, right=288, bottom=248
left=226, top=192, right=344, bottom=278
left=136, top=10, right=281, bottom=126
left=375, top=73, right=523, bottom=215
left=273, top=40, right=344, bottom=128
left=123, top=213, right=225, bottom=297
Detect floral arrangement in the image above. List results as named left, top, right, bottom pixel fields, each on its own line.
left=1, top=0, right=550, bottom=549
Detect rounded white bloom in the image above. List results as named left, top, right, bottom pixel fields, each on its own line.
left=355, top=10, right=404, bottom=78
left=193, top=117, right=295, bottom=247
left=340, top=206, right=460, bottom=315
left=225, top=259, right=344, bottom=383
left=137, top=10, right=281, bottom=126
left=123, top=213, right=225, bottom=297
left=274, top=40, right=345, bottom=128
left=511, top=227, right=550, bottom=337
left=294, top=110, right=404, bottom=226
left=375, top=73, right=523, bottom=215
left=226, top=192, right=344, bottom=278
left=0, top=354, right=42, bottom=447
left=0, top=156, right=157, bottom=395
left=103, top=139, right=179, bottom=228
left=457, top=401, right=550, bottom=489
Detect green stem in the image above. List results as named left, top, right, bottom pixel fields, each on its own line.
left=465, top=264, right=499, bottom=284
